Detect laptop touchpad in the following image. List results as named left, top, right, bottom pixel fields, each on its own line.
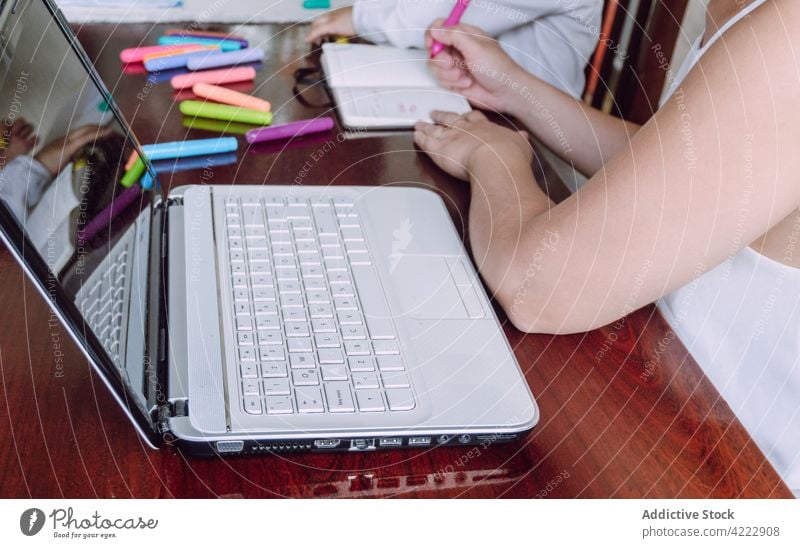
left=389, top=256, right=469, bottom=319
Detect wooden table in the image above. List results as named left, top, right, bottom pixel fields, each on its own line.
left=0, top=22, right=791, bottom=498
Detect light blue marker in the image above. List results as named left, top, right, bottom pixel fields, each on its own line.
left=140, top=137, right=238, bottom=161
left=158, top=35, right=242, bottom=52
left=140, top=171, right=155, bottom=190
left=186, top=47, right=265, bottom=71
left=144, top=49, right=219, bottom=72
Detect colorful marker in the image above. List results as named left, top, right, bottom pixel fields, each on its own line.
left=303, top=0, right=331, bottom=8
left=120, top=157, right=146, bottom=188
left=192, top=82, right=271, bottom=112
left=158, top=35, right=243, bottom=52
left=144, top=48, right=222, bottom=71
left=180, top=100, right=273, bottom=126
left=120, top=44, right=206, bottom=63
left=140, top=137, right=239, bottom=161
left=186, top=47, right=265, bottom=71
left=182, top=117, right=262, bottom=135
left=164, top=29, right=249, bottom=48
left=429, top=0, right=471, bottom=58
left=245, top=117, right=334, bottom=144
left=170, top=66, right=256, bottom=90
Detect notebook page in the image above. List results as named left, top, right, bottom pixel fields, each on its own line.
left=322, top=43, right=440, bottom=89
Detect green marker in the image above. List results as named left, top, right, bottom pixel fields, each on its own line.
left=179, top=100, right=273, bottom=126
left=182, top=116, right=260, bottom=135
left=121, top=157, right=146, bottom=188
left=303, top=0, right=331, bottom=9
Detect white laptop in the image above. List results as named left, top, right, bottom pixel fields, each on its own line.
left=0, top=0, right=537, bottom=456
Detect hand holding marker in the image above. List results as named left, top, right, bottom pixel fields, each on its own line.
left=429, top=0, right=471, bottom=58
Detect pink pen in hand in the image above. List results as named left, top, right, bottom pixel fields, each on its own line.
left=429, top=0, right=471, bottom=58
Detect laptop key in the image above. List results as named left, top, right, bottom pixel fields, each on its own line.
left=266, top=396, right=293, bottom=414
left=292, top=369, right=319, bottom=386
left=325, top=383, right=355, bottom=412
left=296, top=387, right=325, bottom=413
left=356, top=389, right=385, bottom=412
left=381, top=372, right=411, bottom=389
left=352, top=373, right=379, bottom=389
left=312, top=319, right=336, bottom=333
left=377, top=355, right=404, bottom=371
left=321, top=365, right=348, bottom=381
left=348, top=356, right=375, bottom=372
left=243, top=397, right=262, bottom=415
left=318, top=348, right=345, bottom=364
left=242, top=379, right=260, bottom=395
left=261, top=361, right=288, bottom=378
left=264, top=378, right=291, bottom=396
left=289, top=352, right=315, bottom=369
left=386, top=389, right=415, bottom=411
left=373, top=340, right=400, bottom=355
left=287, top=338, right=312, bottom=353
left=240, top=362, right=258, bottom=378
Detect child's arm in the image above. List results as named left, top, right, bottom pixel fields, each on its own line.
left=414, top=0, right=800, bottom=334
left=426, top=22, right=639, bottom=177
left=306, top=6, right=356, bottom=44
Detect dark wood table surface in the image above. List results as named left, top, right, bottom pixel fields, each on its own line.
left=0, top=22, right=791, bottom=498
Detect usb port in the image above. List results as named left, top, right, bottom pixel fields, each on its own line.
left=349, top=439, right=376, bottom=451
left=314, top=439, right=341, bottom=449
left=408, top=436, right=431, bottom=446
left=379, top=437, right=402, bottom=447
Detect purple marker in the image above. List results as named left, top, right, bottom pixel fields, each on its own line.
left=186, top=47, right=265, bottom=71
left=77, top=185, right=142, bottom=243
left=245, top=117, right=335, bottom=144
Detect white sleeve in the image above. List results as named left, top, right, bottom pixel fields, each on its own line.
left=498, top=1, right=602, bottom=98
left=352, top=0, right=601, bottom=51
left=0, top=155, right=53, bottom=222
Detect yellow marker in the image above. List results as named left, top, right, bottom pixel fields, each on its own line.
left=335, top=36, right=349, bottom=44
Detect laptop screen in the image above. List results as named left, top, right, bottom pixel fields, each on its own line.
left=0, top=0, right=158, bottom=432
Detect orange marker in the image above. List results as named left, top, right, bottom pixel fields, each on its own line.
left=192, top=83, right=271, bottom=113
left=141, top=45, right=217, bottom=62
left=170, top=66, right=256, bottom=90
left=124, top=150, right=139, bottom=171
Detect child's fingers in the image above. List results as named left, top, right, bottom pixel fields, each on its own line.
left=430, top=111, right=462, bottom=126
left=305, top=18, right=331, bottom=43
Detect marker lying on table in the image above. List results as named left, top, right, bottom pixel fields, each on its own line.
left=186, top=47, right=265, bottom=71
left=119, top=44, right=206, bottom=63
left=141, top=137, right=239, bottom=161
left=183, top=116, right=261, bottom=135
left=180, top=100, right=273, bottom=126
left=245, top=117, right=334, bottom=144
left=158, top=35, right=243, bottom=52
left=170, top=66, right=256, bottom=89
left=429, top=0, right=471, bottom=58
left=144, top=47, right=221, bottom=71
left=192, top=82, right=271, bottom=112
left=164, top=29, right=249, bottom=48
left=120, top=156, right=146, bottom=188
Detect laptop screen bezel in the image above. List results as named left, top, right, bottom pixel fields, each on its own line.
left=0, top=0, right=164, bottom=449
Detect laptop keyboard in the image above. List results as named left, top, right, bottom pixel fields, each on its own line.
left=223, top=195, right=416, bottom=416
left=76, top=236, right=132, bottom=367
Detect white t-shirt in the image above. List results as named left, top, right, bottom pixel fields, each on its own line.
left=657, top=0, right=800, bottom=496
left=351, top=0, right=602, bottom=98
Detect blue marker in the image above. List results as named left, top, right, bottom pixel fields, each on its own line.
left=140, top=171, right=155, bottom=190
left=140, top=137, right=238, bottom=161
left=186, top=47, right=265, bottom=71
left=158, top=35, right=243, bottom=52
left=151, top=153, right=238, bottom=174
left=144, top=49, right=219, bottom=72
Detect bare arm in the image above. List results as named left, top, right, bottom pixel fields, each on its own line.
left=425, top=22, right=641, bottom=177
left=416, top=0, right=800, bottom=334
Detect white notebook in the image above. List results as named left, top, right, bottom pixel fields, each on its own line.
left=321, top=43, right=472, bottom=130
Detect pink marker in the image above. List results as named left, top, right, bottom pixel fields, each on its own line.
left=170, top=66, right=256, bottom=90
left=245, top=117, right=334, bottom=144
left=429, top=0, right=471, bottom=58
left=120, top=44, right=205, bottom=63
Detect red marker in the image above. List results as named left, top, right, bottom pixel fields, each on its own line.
left=429, top=0, right=471, bottom=58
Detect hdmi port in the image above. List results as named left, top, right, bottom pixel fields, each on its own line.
left=314, top=439, right=341, bottom=449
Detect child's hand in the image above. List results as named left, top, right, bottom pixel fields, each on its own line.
left=414, top=110, right=531, bottom=181
left=1, top=118, right=37, bottom=162
left=35, top=124, right=113, bottom=176
left=305, top=7, right=355, bottom=43
left=425, top=21, right=526, bottom=114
